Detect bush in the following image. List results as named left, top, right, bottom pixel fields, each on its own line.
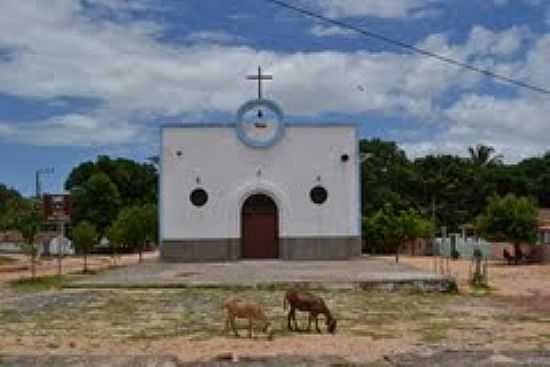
left=451, top=249, right=460, bottom=260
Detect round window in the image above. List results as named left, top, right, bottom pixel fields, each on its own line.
left=310, top=186, right=328, bottom=205
left=190, top=188, right=208, bottom=207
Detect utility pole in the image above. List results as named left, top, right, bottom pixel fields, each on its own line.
left=35, top=168, right=54, bottom=198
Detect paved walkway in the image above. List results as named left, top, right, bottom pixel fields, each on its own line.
left=69, top=256, right=452, bottom=290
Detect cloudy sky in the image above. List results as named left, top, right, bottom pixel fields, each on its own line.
left=1, top=0, right=549, bottom=195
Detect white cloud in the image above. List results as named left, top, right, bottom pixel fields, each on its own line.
left=185, top=31, right=245, bottom=44
left=310, top=25, right=356, bottom=37
left=494, top=0, right=543, bottom=6
left=0, top=113, right=140, bottom=146
left=400, top=90, right=550, bottom=162
left=0, top=1, right=548, bottom=162
left=311, top=0, right=440, bottom=19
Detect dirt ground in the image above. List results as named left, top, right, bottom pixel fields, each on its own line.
left=0, top=252, right=157, bottom=284
left=395, top=255, right=550, bottom=297
left=1, top=255, right=549, bottom=365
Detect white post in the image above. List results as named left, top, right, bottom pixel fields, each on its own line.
left=57, top=221, right=64, bottom=276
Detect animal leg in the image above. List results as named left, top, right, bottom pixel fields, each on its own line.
left=292, top=309, right=301, bottom=331
left=248, top=319, right=253, bottom=338
left=287, top=308, right=294, bottom=331
left=230, top=317, right=239, bottom=337
left=307, top=313, right=312, bottom=332
left=315, top=315, right=321, bottom=334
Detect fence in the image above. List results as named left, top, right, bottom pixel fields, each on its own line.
left=433, top=235, right=492, bottom=259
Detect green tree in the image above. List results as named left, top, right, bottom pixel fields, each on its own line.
left=360, top=139, right=414, bottom=216
left=477, top=194, right=538, bottom=264
left=71, top=173, right=121, bottom=237
left=110, top=204, right=156, bottom=262
left=364, top=206, right=432, bottom=263
left=468, top=144, right=503, bottom=167
left=106, top=224, right=122, bottom=265
left=14, top=200, right=41, bottom=279
left=0, top=183, right=30, bottom=230
left=395, top=209, right=433, bottom=263
left=65, top=155, right=157, bottom=208
left=141, top=203, right=158, bottom=245
left=72, top=221, right=97, bottom=273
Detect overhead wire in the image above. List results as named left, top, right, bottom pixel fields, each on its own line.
left=263, top=0, right=550, bottom=96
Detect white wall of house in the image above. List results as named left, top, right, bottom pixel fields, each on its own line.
left=161, top=124, right=360, bottom=240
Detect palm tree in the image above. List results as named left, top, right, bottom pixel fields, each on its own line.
left=468, top=144, right=503, bottom=167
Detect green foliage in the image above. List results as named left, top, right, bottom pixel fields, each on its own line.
left=72, top=221, right=97, bottom=254
left=72, top=221, right=97, bottom=273
left=71, top=173, right=121, bottom=236
left=141, top=203, right=158, bottom=243
left=9, top=275, right=68, bottom=292
left=363, top=206, right=432, bottom=256
left=14, top=199, right=41, bottom=246
left=12, top=200, right=42, bottom=278
left=476, top=194, right=538, bottom=245
left=109, top=204, right=157, bottom=259
left=451, top=249, right=461, bottom=259
left=360, top=139, right=550, bottom=232
left=65, top=155, right=157, bottom=207
left=65, top=156, right=157, bottom=239
left=468, top=144, right=503, bottom=167
left=0, top=255, right=17, bottom=265
left=0, top=183, right=32, bottom=230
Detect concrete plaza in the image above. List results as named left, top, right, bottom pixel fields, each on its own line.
left=68, top=256, right=453, bottom=291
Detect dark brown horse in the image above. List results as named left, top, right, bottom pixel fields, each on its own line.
left=283, top=289, right=337, bottom=334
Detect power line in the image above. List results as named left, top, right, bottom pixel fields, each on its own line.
left=263, top=0, right=550, bottom=96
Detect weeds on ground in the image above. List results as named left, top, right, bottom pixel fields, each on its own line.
left=0, top=255, right=17, bottom=265
left=8, top=274, right=69, bottom=292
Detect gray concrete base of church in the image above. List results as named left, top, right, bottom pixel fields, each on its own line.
left=160, top=236, right=361, bottom=262
left=161, top=239, right=241, bottom=262
left=280, top=236, right=361, bottom=260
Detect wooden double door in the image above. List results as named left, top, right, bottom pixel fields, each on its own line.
left=241, top=194, right=279, bottom=259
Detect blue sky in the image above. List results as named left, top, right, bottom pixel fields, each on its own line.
left=1, top=0, right=550, bottom=195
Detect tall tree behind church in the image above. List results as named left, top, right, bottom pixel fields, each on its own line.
left=65, top=156, right=157, bottom=236
left=65, top=155, right=157, bottom=207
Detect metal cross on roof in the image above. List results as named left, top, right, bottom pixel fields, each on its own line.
left=247, top=65, right=272, bottom=100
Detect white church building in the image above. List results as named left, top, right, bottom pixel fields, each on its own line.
left=159, top=68, right=361, bottom=261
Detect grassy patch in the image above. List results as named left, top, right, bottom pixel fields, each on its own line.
left=416, top=322, right=450, bottom=343
left=469, top=284, right=493, bottom=297
left=9, top=275, right=69, bottom=292
left=0, top=287, right=496, bottom=348
left=0, top=255, right=17, bottom=265
left=0, top=309, right=22, bottom=323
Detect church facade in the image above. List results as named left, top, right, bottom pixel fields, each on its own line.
left=159, top=69, right=361, bottom=262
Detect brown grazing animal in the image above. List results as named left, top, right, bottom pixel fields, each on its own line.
left=223, top=297, right=273, bottom=339
left=503, top=248, right=513, bottom=265
left=284, top=289, right=337, bottom=334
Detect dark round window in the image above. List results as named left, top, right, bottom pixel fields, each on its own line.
left=190, top=188, right=208, bottom=207
left=341, top=154, right=350, bottom=162
left=310, top=186, right=328, bottom=205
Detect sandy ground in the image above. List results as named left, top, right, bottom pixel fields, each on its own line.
left=0, top=251, right=157, bottom=284
left=1, top=255, right=549, bottom=364
left=394, top=255, right=550, bottom=297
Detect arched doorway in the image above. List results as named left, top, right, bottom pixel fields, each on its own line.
left=241, top=194, right=279, bottom=259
